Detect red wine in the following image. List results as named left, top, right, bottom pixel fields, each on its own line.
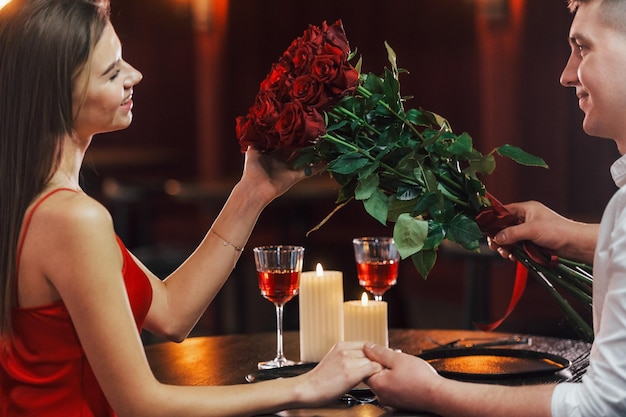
left=357, top=260, right=398, bottom=295
left=258, top=270, right=300, bottom=304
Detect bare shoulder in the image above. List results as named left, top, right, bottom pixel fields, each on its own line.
left=20, top=190, right=121, bottom=305
left=28, top=190, right=116, bottom=251
left=37, top=189, right=111, bottom=226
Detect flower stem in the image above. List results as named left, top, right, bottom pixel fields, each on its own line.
left=559, top=258, right=593, bottom=279
left=436, top=183, right=470, bottom=208
left=329, top=106, right=382, bottom=136
left=322, top=132, right=418, bottom=184
left=557, top=263, right=593, bottom=291
left=435, top=167, right=465, bottom=193
left=356, top=85, right=425, bottom=141
left=513, top=247, right=593, bottom=342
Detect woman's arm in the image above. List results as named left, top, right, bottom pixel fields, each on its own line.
left=44, top=193, right=379, bottom=417
left=142, top=148, right=320, bottom=340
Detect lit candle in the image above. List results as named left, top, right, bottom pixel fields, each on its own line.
left=343, top=293, right=388, bottom=347
left=299, top=263, right=344, bottom=362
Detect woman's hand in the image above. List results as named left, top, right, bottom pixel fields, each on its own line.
left=239, top=147, right=324, bottom=205
left=294, top=341, right=382, bottom=407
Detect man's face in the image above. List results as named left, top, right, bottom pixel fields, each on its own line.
left=560, top=1, right=626, bottom=153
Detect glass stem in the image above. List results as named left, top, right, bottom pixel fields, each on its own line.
left=274, top=303, right=286, bottom=362
left=374, top=295, right=383, bottom=302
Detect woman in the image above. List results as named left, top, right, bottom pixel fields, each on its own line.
left=0, top=1, right=381, bottom=416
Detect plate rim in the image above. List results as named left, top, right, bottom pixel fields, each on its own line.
left=417, top=347, right=571, bottom=380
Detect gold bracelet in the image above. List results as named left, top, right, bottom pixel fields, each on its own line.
left=210, top=228, right=244, bottom=252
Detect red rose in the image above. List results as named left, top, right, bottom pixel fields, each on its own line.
left=311, top=45, right=343, bottom=82
left=236, top=20, right=360, bottom=153
left=236, top=116, right=279, bottom=151
left=331, top=62, right=359, bottom=95
left=283, top=27, right=321, bottom=74
left=235, top=116, right=252, bottom=151
left=290, top=75, right=329, bottom=108
left=250, top=91, right=281, bottom=129
left=260, top=63, right=289, bottom=93
left=275, top=101, right=325, bottom=148
left=291, top=41, right=316, bottom=74
left=236, top=91, right=283, bottom=151
left=322, top=20, right=351, bottom=54
left=475, top=205, right=520, bottom=238
left=300, top=24, right=324, bottom=48
left=311, top=44, right=358, bottom=96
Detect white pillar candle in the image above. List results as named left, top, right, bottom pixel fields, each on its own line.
left=343, top=293, right=388, bottom=347
left=299, top=263, right=344, bottom=363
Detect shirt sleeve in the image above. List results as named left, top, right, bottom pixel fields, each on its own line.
left=552, top=190, right=626, bottom=416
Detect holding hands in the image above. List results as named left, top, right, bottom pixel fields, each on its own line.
left=295, top=342, right=383, bottom=407
left=363, top=343, right=442, bottom=412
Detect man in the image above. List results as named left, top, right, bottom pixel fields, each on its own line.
left=364, top=1, right=626, bottom=415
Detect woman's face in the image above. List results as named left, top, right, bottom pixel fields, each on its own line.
left=72, top=22, right=143, bottom=139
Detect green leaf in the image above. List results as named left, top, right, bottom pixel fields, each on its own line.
left=411, top=250, right=437, bottom=279
left=363, top=72, right=384, bottom=94
left=423, top=221, right=445, bottom=250
left=448, top=132, right=473, bottom=156
left=382, top=68, right=401, bottom=112
left=423, top=168, right=438, bottom=192
left=414, top=191, right=440, bottom=216
left=363, top=189, right=389, bottom=225
left=405, top=108, right=431, bottom=127
left=445, top=213, right=483, bottom=251
left=466, top=153, right=496, bottom=176
left=396, top=183, right=421, bottom=201
left=495, top=144, right=548, bottom=168
left=359, top=159, right=380, bottom=178
left=384, top=41, right=399, bottom=78
left=355, top=174, right=379, bottom=200
left=430, top=112, right=452, bottom=132
left=393, top=213, right=429, bottom=258
left=387, top=196, right=416, bottom=222
left=327, top=153, right=370, bottom=174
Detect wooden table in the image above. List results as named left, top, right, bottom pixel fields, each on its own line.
left=145, top=329, right=591, bottom=416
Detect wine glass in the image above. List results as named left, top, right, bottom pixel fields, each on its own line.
left=253, top=245, right=304, bottom=369
left=352, top=237, right=399, bottom=301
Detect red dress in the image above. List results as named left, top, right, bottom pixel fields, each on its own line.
left=0, top=189, right=153, bottom=416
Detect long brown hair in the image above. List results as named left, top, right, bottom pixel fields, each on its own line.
left=0, top=0, right=110, bottom=338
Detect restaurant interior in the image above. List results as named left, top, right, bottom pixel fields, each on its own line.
left=70, top=0, right=617, bottom=343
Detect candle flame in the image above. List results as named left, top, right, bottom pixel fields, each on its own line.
left=361, top=292, right=369, bottom=305
left=315, top=263, right=324, bottom=276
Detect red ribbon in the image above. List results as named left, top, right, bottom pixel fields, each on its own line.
left=474, top=262, right=527, bottom=332
left=473, top=193, right=558, bottom=332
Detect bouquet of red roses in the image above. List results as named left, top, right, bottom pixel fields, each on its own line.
left=236, top=20, right=593, bottom=341
left=236, top=20, right=359, bottom=152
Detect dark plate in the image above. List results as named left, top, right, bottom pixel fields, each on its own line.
left=417, top=348, right=571, bottom=380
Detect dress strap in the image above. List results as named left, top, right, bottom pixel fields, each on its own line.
left=16, top=188, right=79, bottom=272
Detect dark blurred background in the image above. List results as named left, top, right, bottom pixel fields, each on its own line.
left=81, top=0, right=617, bottom=342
